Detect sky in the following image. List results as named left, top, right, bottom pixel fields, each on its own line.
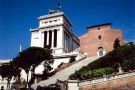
left=0, top=0, right=135, bottom=59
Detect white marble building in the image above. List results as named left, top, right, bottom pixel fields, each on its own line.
left=0, top=9, right=85, bottom=89
left=31, top=10, right=80, bottom=55
left=30, top=9, right=85, bottom=70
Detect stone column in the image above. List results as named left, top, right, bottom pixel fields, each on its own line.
left=66, top=35, right=68, bottom=52
left=42, top=32, right=44, bottom=47
left=65, top=33, right=67, bottom=52
left=61, top=29, right=65, bottom=53
left=51, top=30, right=54, bottom=48
left=67, top=35, right=69, bottom=52
left=66, top=34, right=68, bottom=52
left=47, top=31, right=49, bottom=45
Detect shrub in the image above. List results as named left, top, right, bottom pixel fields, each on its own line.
left=69, top=44, right=135, bottom=80
left=122, top=57, right=135, bottom=71
left=88, top=45, right=135, bottom=70
left=58, top=62, right=64, bottom=68
left=69, top=67, right=114, bottom=80
left=90, top=67, right=114, bottom=78
left=69, top=56, right=76, bottom=63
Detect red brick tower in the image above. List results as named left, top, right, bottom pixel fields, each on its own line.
left=79, top=23, right=124, bottom=57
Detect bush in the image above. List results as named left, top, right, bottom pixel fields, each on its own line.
left=69, top=44, right=135, bottom=80
left=69, top=56, right=76, bottom=63
left=122, top=57, right=135, bottom=71
left=88, top=45, right=135, bottom=70
left=69, top=67, right=114, bottom=80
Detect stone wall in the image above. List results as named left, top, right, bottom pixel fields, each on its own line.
left=80, top=75, right=135, bottom=90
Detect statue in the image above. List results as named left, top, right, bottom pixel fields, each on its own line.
left=57, top=3, right=62, bottom=11
left=48, top=3, right=62, bottom=14
left=48, top=9, right=56, bottom=14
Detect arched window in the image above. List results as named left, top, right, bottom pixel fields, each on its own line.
left=98, top=47, right=104, bottom=56
left=98, top=47, right=103, bottom=50
left=99, top=50, right=103, bottom=56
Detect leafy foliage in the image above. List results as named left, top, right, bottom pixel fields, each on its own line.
left=121, top=57, right=135, bottom=71
left=69, top=56, right=76, bottom=63
left=13, top=47, right=53, bottom=72
left=69, top=44, right=135, bottom=80
left=69, top=67, right=114, bottom=80
left=0, top=61, right=21, bottom=88
left=87, top=45, right=135, bottom=70
left=13, top=46, right=53, bottom=85
left=113, top=38, right=120, bottom=49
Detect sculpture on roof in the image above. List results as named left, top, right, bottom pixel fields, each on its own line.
left=57, top=3, right=62, bottom=11
left=48, top=3, right=62, bottom=14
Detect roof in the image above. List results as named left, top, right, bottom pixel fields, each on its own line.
left=87, top=23, right=112, bottom=29
left=38, top=11, right=72, bottom=26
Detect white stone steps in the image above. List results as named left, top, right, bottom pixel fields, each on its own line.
left=32, top=56, right=99, bottom=89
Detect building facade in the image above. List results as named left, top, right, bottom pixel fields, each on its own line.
left=31, top=10, right=80, bottom=55
left=79, top=23, right=124, bottom=57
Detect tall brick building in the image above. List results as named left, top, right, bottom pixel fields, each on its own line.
left=79, top=23, right=124, bottom=57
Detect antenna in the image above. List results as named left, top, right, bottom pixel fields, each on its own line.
left=19, top=40, right=22, bottom=52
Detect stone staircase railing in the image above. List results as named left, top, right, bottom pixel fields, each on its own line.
left=79, top=72, right=135, bottom=87
left=67, top=72, right=135, bottom=90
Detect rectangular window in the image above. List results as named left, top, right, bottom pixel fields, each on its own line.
left=45, top=22, right=48, bottom=23
left=49, top=21, right=52, bottom=23
left=54, top=20, right=57, bottom=22
left=98, top=35, right=101, bottom=40
left=99, top=51, right=103, bottom=56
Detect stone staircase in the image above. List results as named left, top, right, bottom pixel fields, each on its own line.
left=32, top=56, right=99, bottom=88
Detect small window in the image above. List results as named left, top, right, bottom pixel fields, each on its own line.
left=98, top=27, right=100, bottom=30
left=99, top=51, right=103, bottom=56
left=98, top=35, right=101, bottom=40
left=54, top=20, right=57, bottom=22
left=45, top=22, right=48, bottom=23
left=98, top=47, right=104, bottom=56
left=49, top=21, right=52, bottom=23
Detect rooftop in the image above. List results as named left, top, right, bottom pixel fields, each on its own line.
left=87, top=23, right=112, bottom=29
left=38, top=11, right=64, bottom=20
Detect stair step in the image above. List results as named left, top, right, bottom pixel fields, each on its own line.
left=32, top=56, right=99, bottom=88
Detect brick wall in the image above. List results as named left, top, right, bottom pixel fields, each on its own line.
left=79, top=23, right=124, bottom=57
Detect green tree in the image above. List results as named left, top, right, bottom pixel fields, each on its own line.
left=13, top=46, right=53, bottom=87
left=69, top=44, right=135, bottom=80
left=0, top=62, right=21, bottom=89
left=113, top=38, right=120, bottom=49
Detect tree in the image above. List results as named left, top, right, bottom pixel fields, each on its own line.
left=69, top=44, right=135, bottom=80
left=113, top=38, right=120, bottom=49
left=13, top=46, right=53, bottom=87
left=0, top=62, right=21, bottom=89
